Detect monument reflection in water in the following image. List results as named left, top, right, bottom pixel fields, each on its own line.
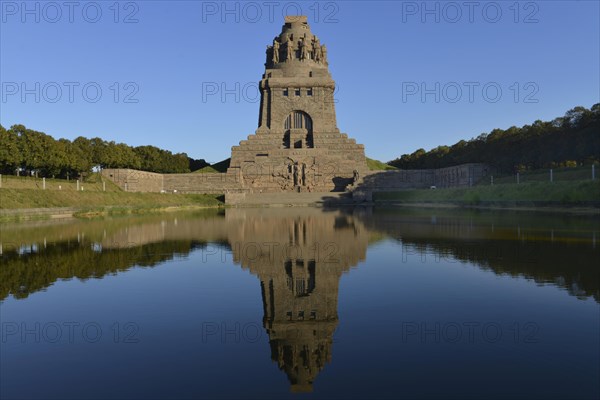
left=1, top=208, right=369, bottom=394
left=111, top=208, right=367, bottom=392
left=1, top=208, right=598, bottom=398
left=227, top=209, right=367, bottom=392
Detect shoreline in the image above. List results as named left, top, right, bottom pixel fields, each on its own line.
left=2, top=200, right=599, bottom=222
left=371, top=201, right=600, bottom=215
left=0, top=204, right=225, bottom=222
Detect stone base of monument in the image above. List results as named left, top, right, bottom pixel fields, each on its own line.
left=224, top=190, right=367, bottom=206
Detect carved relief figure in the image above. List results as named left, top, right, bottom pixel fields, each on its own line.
left=272, top=169, right=290, bottom=191
left=293, top=162, right=299, bottom=186
left=287, top=163, right=293, bottom=183
left=301, top=163, right=307, bottom=186
left=307, top=163, right=316, bottom=187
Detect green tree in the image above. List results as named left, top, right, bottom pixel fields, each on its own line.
left=388, top=104, right=600, bottom=172
left=0, top=125, right=22, bottom=174
left=72, top=137, right=94, bottom=177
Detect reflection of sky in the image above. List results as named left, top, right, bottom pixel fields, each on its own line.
left=1, top=256, right=285, bottom=399
left=1, top=211, right=599, bottom=399
left=2, top=236, right=598, bottom=398
left=337, top=239, right=600, bottom=397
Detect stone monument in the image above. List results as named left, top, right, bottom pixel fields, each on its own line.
left=101, top=16, right=489, bottom=200
left=227, top=16, right=368, bottom=193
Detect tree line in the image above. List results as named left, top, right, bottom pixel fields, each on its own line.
left=388, top=104, right=600, bottom=173
left=0, top=124, right=208, bottom=178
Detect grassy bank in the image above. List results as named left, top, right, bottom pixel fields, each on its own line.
left=484, top=165, right=596, bottom=185
left=0, top=187, right=224, bottom=213
left=194, top=158, right=230, bottom=173
left=0, top=174, right=224, bottom=213
left=374, top=180, right=600, bottom=206
left=0, top=173, right=120, bottom=191
left=366, top=157, right=397, bottom=171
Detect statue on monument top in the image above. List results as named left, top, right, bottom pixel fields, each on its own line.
left=312, top=37, right=321, bottom=62
left=300, top=38, right=309, bottom=61
left=272, top=39, right=280, bottom=63
left=286, top=35, right=295, bottom=61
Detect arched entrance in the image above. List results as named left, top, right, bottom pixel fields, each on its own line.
left=283, top=111, right=313, bottom=148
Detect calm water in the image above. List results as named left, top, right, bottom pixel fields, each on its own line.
left=1, top=207, right=599, bottom=399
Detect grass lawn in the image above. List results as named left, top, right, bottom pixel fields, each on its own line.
left=486, top=166, right=596, bottom=185
left=374, top=180, right=600, bottom=204
left=366, top=157, right=397, bottom=171
left=194, top=158, right=230, bottom=173
left=0, top=188, right=223, bottom=210
left=0, top=173, right=224, bottom=211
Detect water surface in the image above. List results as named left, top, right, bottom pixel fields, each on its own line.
left=1, top=207, right=598, bottom=399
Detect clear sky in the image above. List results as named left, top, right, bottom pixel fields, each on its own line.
left=1, top=0, right=598, bottom=163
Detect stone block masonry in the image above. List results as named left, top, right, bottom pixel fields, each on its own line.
left=102, top=169, right=163, bottom=192
left=101, top=169, right=241, bottom=194
left=360, top=164, right=490, bottom=191
left=102, top=162, right=489, bottom=196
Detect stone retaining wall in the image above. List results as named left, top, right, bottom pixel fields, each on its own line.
left=163, top=172, right=241, bottom=194
left=101, top=163, right=489, bottom=196
left=360, top=163, right=489, bottom=190
left=101, top=169, right=164, bottom=192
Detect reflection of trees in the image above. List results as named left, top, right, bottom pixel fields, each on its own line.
left=1, top=208, right=368, bottom=392
left=1, top=208, right=598, bottom=391
left=0, top=241, right=203, bottom=300
left=401, top=238, right=599, bottom=302
left=1, top=209, right=598, bottom=306
left=360, top=209, right=600, bottom=303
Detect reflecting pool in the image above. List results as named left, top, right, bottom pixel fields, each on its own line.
left=1, top=207, right=598, bottom=399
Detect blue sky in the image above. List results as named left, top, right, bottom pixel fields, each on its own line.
left=1, top=0, right=598, bottom=163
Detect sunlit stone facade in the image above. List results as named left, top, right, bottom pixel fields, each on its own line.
left=227, top=16, right=368, bottom=193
